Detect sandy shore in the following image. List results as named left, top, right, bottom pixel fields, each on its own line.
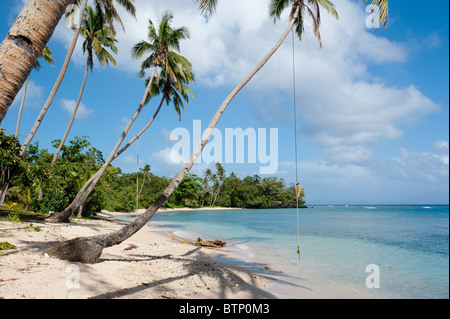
left=0, top=210, right=372, bottom=299
left=0, top=211, right=274, bottom=299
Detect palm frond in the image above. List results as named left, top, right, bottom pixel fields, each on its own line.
left=131, top=41, right=153, bottom=59
left=269, top=0, right=290, bottom=22
left=315, top=0, right=338, bottom=20
left=194, top=0, right=218, bottom=15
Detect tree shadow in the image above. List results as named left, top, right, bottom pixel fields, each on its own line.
left=89, top=247, right=278, bottom=299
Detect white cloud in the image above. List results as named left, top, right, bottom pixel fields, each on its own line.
left=11, top=80, right=44, bottom=109
left=60, top=98, right=93, bottom=120
left=299, top=82, right=441, bottom=164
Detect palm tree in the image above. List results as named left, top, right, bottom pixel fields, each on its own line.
left=132, top=12, right=190, bottom=88
left=19, top=0, right=136, bottom=157
left=211, top=162, right=226, bottom=206
left=66, top=0, right=136, bottom=32
left=0, top=0, right=74, bottom=125
left=47, top=12, right=191, bottom=223
left=200, top=168, right=212, bottom=207
left=18, top=0, right=89, bottom=156
left=15, top=47, right=55, bottom=139
left=44, top=0, right=389, bottom=263
left=114, top=52, right=195, bottom=160
left=51, top=7, right=118, bottom=168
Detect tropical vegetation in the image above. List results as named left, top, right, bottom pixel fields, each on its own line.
left=1, top=132, right=305, bottom=216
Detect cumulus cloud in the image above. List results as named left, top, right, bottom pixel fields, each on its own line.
left=60, top=98, right=94, bottom=120
left=279, top=140, right=449, bottom=204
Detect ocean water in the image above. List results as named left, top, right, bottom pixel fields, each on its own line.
left=127, top=205, right=449, bottom=299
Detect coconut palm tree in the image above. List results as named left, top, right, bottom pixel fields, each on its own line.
left=114, top=52, right=195, bottom=160
left=15, top=47, right=55, bottom=139
left=51, top=7, right=118, bottom=168
left=19, top=0, right=136, bottom=156
left=44, top=0, right=389, bottom=263
left=132, top=11, right=190, bottom=87
left=66, top=0, right=136, bottom=32
left=200, top=168, right=213, bottom=207
left=0, top=0, right=74, bottom=125
left=47, top=12, right=191, bottom=223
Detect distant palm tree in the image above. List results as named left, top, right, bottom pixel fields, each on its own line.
left=20, top=0, right=136, bottom=156
left=200, top=168, right=212, bottom=207
left=51, top=7, right=118, bottom=168
left=15, top=47, right=55, bottom=139
left=48, top=12, right=192, bottom=223
left=211, top=162, right=226, bottom=206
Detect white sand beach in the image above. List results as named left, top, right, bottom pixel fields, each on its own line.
left=0, top=210, right=371, bottom=299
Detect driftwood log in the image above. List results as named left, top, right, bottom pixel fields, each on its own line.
left=194, top=237, right=226, bottom=248
left=167, top=233, right=226, bottom=248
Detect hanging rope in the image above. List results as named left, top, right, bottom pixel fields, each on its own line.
left=135, top=137, right=140, bottom=220
left=292, top=29, right=301, bottom=264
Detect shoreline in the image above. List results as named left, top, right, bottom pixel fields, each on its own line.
left=0, top=209, right=373, bottom=299
left=98, top=210, right=374, bottom=299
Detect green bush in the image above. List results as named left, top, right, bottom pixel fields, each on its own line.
left=33, top=191, right=69, bottom=214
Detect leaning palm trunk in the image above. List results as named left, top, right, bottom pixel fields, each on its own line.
left=44, top=8, right=300, bottom=263
left=114, top=95, right=165, bottom=160
left=0, top=0, right=75, bottom=125
left=47, top=79, right=162, bottom=223
left=51, top=60, right=90, bottom=168
left=47, top=67, right=158, bottom=223
left=15, top=79, right=28, bottom=138
left=19, top=0, right=88, bottom=156
left=0, top=183, right=8, bottom=206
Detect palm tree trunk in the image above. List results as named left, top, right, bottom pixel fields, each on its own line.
left=44, top=8, right=301, bottom=262
left=0, top=183, right=8, bottom=206
left=47, top=66, right=158, bottom=223
left=15, top=78, right=28, bottom=138
left=19, top=0, right=89, bottom=157
left=114, top=94, right=165, bottom=160
left=51, top=60, right=89, bottom=168
left=0, top=0, right=75, bottom=125
left=77, top=203, right=83, bottom=218
left=212, top=184, right=222, bottom=207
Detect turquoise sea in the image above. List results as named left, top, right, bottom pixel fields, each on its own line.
left=125, top=205, right=449, bottom=299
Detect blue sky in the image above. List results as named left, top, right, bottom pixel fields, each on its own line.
left=1, top=0, right=448, bottom=205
